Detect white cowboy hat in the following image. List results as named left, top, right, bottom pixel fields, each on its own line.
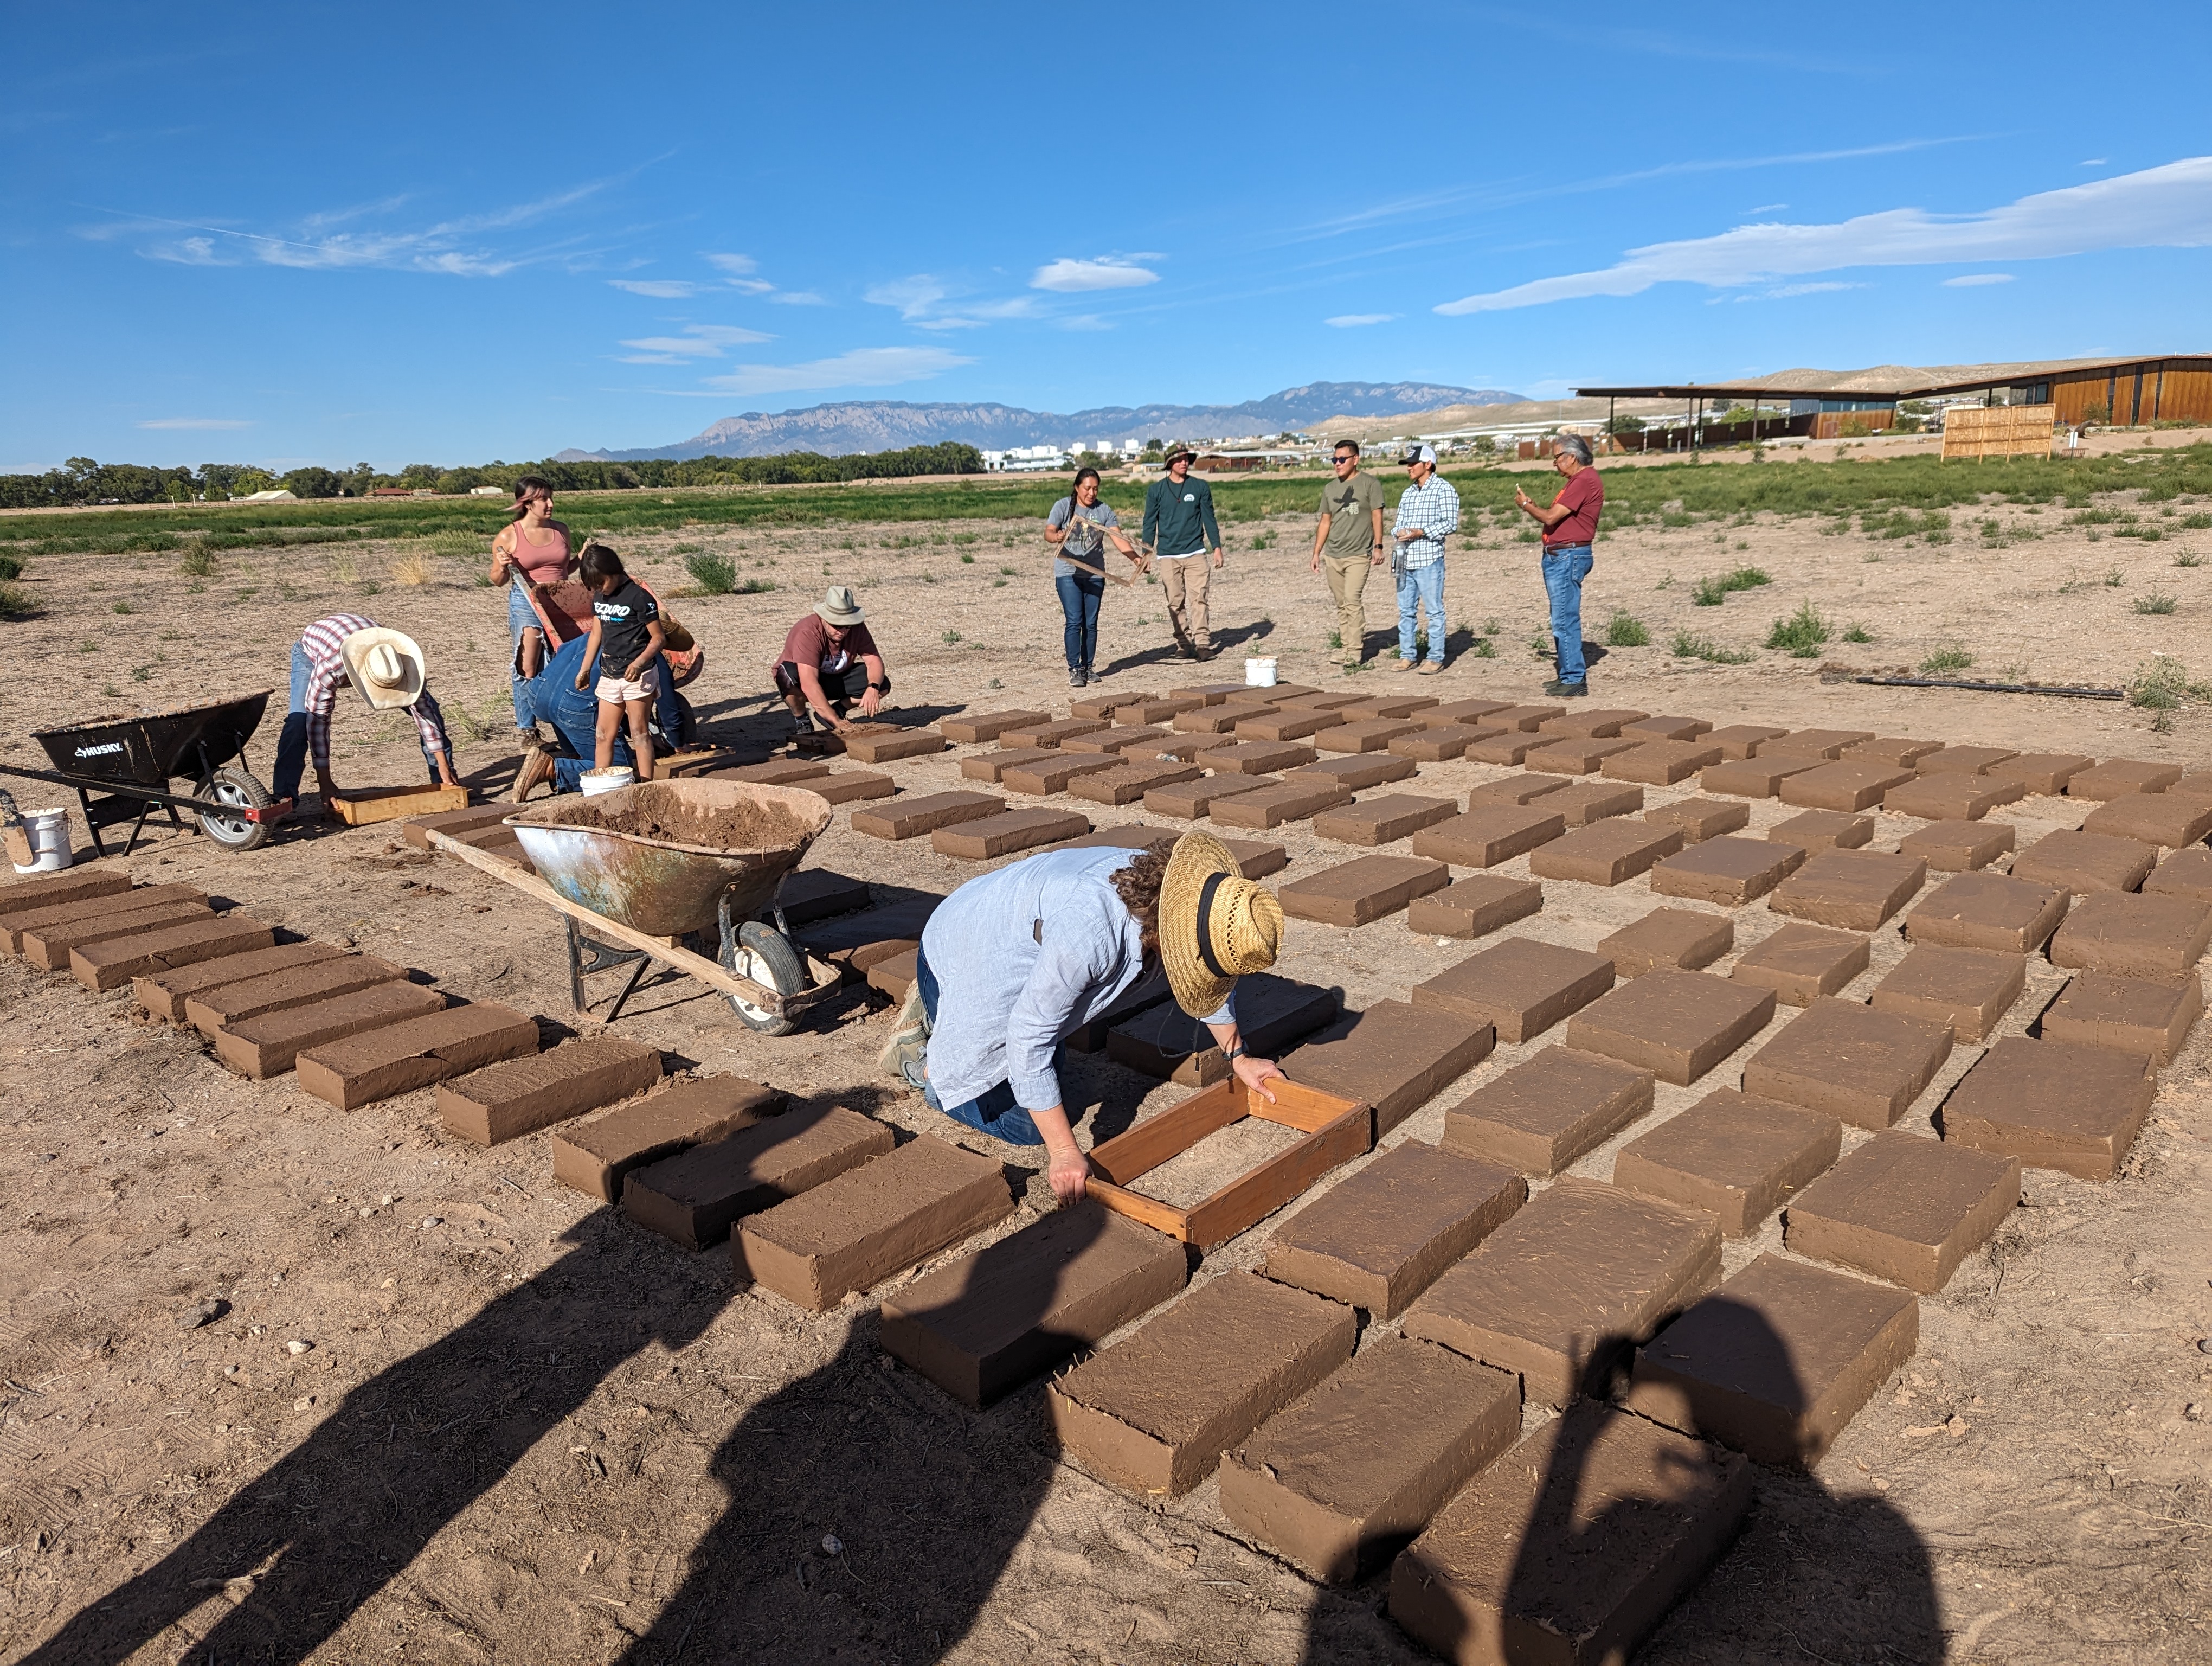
left=816, top=585, right=866, bottom=627
left=339, top=626, right=427, bottom=710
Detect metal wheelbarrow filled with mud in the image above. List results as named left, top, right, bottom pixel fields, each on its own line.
left=422, top=778, right=843, bottom=1034
left=2, top=693, right=291, bottom=856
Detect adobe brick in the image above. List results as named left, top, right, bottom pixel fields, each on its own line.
left=1564, top=969, right=1774, bottom=1086
left=1057, top=823, right=1178, bottom=854
left=1528, top=819, right=1682, bottom=886
left=1400, top=1176, right=1721, bottom=1406
left=1897, top=818, right=2014, bottom=871
left=1843, top=737, right=1945, bottom=767
left=551, top=1075, right=783, bottom=1203
left=1622, top=715, right=1713, bottom=742
left=1203, top=740, right=1322, bottom=775
left=864, top=947, right=918, bottom=999
left=1413, top=805, right=1565, bottom=868
left=1540, top=780, right=1646, bottom=826
left=1883, top=773, right=2025, bottom=821
left=1107, top=972, right=1336, bottom=1085
left=0, top=866, right=130, bottom=913
left=1626, top=1254, right=1917, bottom=1468
left=2049, top=890, right=2212, bottom=977
left=1064, top=725, right=1173, bottom=755
left=1280, top=855, right=1450, bottom=926
left=1784, top=1130, right=2019, bottom=1293
left=1522, top=737, right=1635, bottom=775
left=1390, top=722, right=1501, bottom=761
left=1285, top=753, right=1420, bottom=790
left=3, top=880, right=198, bottom=955
left=1441, top=1046, right=1653, bottom=1176
left=2145, top=848, right=2212, bottom=901
left=212, top=979, right=447, bottom=1078
left=1984, top=752, right=2094, bottom=796
left=1729, top=922, right=1869, bottom=1005
left=1174, top=703, right=1262, bottom=734
left=622, top=1103, right=893, bottom=1250
left=22, top=898, right=213, bottom=969
left=1406, top=876, right=1544, bottom=940
left=185, top=952, right=411, bottom=1037
left=1311, top=793, right=1459, bottom=845
left=1069, top=761, right=1204, bottom=805
left=1602, top=740, right=1724, bottom=786
left=1001, top=754, right=1121, bottom=796
left=1285, top=999, right=1495, bottom=1135
left=938, top=708, right=1048, bottom=744
left=135, top=940, right=345, bottom=1023
left=1699, top=756, right=1820, bottom=799
left=436, top=1037, right=664, bottom=1146
left=1235, top=707, right=1346, bottom=742
left=1643, top=796, right=1750, bottom=843
left=1315, top=718, right=1424, bottom=754
left=1649, top=836, right=1805, bottom=906
left=1420, top=698, right=1515, bottom=726
left=2011, top=830, right=2157, bottom=894
left=1264, top=1140, right=1526, bottom=1318
left=932, top=808, right=1090, bottom=858
left=1914, top=745, right=2016, bottom=776
left=2065, top=758, right=2182, bottom=799
left=1905, top=871, right=2069, bottom=952
left=1767, top=848, right=1927, bottom=930
left=1487, top=703, right=1565, bottom=732
left=1224, top=1337, right=1520, bottom=1584
left=1277, top=690, right=1369, bottom=712
left=710, top=758, right=835, bottom=785
left=963, top=747, right=1054, bottom=783
left=1703, top=723, right=1789, bottom=759
left=2041, top=970, right=2202, bottom=1065
left=1760, top=728, right=1873, bottom=760
left=1938, top=1035, right=2155, bottom=1181
left=736, top=1133, right=1012, bottom=1312
left=401, top=803, right=513, bottom=849
left=1115, top=696, right=1206, bottom=724
left=1741, top=998, right=1953, bottom=1129
left=1344, top=694, right=1439, bottom=720
left=838, top=725, right=948, bottom=764
left=1869, top=944, right=2026, bottom=1042
left=1143, top=775, right=1277, bottom=819
left=295, top=1000, right=539, bottom=1110
left=1612, top=1088, right=1840, bottom=1236
left=1046, top=1270, right=1355, bottom=1497
left=2081, top=791, right=2212, bottom=848
left=1209, top=779, right=1351, bottom=829
left=70, top=914, right=274, bottom=991
left=880, top=1201, right=1187, bottom=1408
left=1412, top=937, right=1614, bottom=1042
left=1598, top=907, right=1733, bottom=976
left=850, top=791, right=1002, bottom=840
left=1779, top=761, right=1915, bottom=812
left=1000, top=716, right=1108, bottom=748
left=1465, top=772, right=1570, bottom=806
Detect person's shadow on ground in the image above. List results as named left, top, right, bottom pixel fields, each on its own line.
left=22, top=1176, right=1071, bottom=1666
left=1299, top=1309, right=1943, bottom=1665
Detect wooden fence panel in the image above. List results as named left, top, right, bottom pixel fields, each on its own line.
left=1942, top=404, right=2056, bottom=460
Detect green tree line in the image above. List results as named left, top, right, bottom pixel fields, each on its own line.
left=0, top=443, right=986, bottom=510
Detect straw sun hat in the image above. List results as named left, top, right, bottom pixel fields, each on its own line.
left=338, top=627, right=427, bottom=710
left=1160, top=830, right=1284, bottom=1018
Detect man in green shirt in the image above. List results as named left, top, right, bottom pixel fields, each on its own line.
left=1308, top=439, right=1386, bottom=669
left=1141, top=448, right=1224, bottom=658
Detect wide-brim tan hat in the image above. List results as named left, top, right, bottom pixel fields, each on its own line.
left=1160, top=830, right=1284, bottom=1018
left=816, top=585, right=865, bottom=626
left=339, top=626, right=426, bottom=710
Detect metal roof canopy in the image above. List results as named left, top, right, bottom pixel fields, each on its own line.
left=1579, top=354, right=2212, bottom=402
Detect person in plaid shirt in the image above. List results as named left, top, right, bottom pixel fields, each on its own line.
left=271, top=613, right=458, bottom=816
left=1390, top=444, right=1460, bottom=674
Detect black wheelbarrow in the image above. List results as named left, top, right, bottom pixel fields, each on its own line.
left=2, top=693, right=292, bottom=856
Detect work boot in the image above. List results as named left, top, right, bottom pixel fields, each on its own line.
left=1193, top=637, right=1213, bottom=660
left=1543, top=679, right=1589, bottom=697
left=1392, top=655, right=1418, bottom=673
left=508, top=744, right=557, bottom=804
left=877, top=980, right=931, bottom=1083
left=1418, top=659, right=1445, bottom=676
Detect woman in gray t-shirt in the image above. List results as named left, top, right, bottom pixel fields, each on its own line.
left=1045, top=467, right=1142, bottom=688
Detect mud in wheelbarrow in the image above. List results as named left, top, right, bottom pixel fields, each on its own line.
left=504, top=778, right=840, bottom=1033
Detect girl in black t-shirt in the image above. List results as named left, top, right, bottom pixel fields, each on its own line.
left=574, top=544, right=667, bottom=780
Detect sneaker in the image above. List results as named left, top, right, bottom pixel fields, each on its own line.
left=1417, top=659, right=1445, bottom=675
left=1083, top=663, right=1102, bottom=681
left=1543, top=679, right=1590, bottom=697
left=1069, top=665, right=1087, bottom=688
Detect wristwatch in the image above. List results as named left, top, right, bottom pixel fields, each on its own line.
left=867, top=680, right=888, bottom=693
left=1223, top=1042, right=1248, bottom=1063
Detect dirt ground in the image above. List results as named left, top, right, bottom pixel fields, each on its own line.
left=4, top=462, right=2211, bottom=1666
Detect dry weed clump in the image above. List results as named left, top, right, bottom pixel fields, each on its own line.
left=390, top=546, right=437, bottom=587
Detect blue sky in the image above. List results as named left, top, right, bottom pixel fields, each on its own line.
left=8, top=3, right=2211, bottom=471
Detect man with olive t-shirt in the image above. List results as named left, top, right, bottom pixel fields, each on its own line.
left=1309, top=439, right=1386, bottom=669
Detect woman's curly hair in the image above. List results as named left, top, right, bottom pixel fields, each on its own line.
left=1111, top=848, right=1169, bottom=959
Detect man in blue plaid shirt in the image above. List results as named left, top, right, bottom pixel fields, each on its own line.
left=1390, top=444, right=1460, bottom=674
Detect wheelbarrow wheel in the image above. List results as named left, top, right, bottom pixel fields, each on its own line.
left=719, top=919, right=803, bottom=1035
left=196, top=767, right=274, bottom=852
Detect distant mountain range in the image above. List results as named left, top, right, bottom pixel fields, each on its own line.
left=554, top=381, right=1523, bottom=461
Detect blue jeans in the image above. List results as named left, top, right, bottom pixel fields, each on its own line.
left=1542, top=544, right=1594, bottom=685
left=1397, top=560, right=1446, bottom=663
left=1055, top=569, right=1104, bottom=669
left=273, top=642, right=448, bottom=802
left=914, top=945, right=1047, bottom=1146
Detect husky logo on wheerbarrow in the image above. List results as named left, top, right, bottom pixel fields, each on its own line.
left=74, top=741, right=125, bottom=758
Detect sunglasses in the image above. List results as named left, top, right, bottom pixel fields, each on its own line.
left=1332, top=454, right=1356, bottom=464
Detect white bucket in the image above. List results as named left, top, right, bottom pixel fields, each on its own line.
left=580, top=767, right=635, bottom=797
left=11, top=809, right=73, bottom=874
left=1244, top=656, right=1279, bottom=688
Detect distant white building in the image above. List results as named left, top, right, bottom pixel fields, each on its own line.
left=982, top=445, right=1072, bottom=472
left=468, top=484, right=506, bottom=497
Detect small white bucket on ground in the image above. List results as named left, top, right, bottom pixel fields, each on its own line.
left=579, top=767, right=635, bottom=797
left=1244, top=656, right=1278, bottom=687
left=11, top=809, right=73, bottom=874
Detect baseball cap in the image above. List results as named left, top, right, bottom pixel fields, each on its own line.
left=1399, top=443, right=1437, bottom=466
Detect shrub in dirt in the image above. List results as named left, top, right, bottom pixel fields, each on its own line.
left=1919, top=645, right=1975, bottom=673
left=391, top=549, right=435, bottom=587
left=0, top=582, right=35, bottom=619
left=1842, top=621, right=1874, bottom=643
left=1671, top=630, right=1754, bottom=664
left=0, top=552, right=24, bottom=580
left=2134, top=591, right=2178, bottom=615
left=1605, top=610, right=1650, bottom=647
left=685, top=552, right=737, bottom=594
left=1765, top=603, right=1830, bottom=657
left=178, top=544, right=218, bottom=578
left=1690, top=566, right=1771, bottom=606
left=2128, top=658, right=2207, bottom=710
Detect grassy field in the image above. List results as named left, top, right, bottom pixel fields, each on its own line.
left=3, top=444, right=2209, bottom=563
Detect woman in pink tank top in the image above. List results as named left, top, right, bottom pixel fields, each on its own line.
left=489, top=475, right=575, bottom=686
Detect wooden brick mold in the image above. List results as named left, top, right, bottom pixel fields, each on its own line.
left=879, top=1202, right=1188, bottom=1409
left=436, top=1037, right=664, bottom=1146
left=1264, top=1140, right=1526, bottom=1319
left=1937, top=1035, right=2157, bottom=1180
left=1400, top=1177, right=1722, bottom=1408
left=1625, top=1253, right=1918, bottom=1469
left=1389, top=1403, right=1752, bottom=1666
left=735, top=1133, right=1013, bottom=1312
left=1082, top=1076, right=1371, bottom=1248
left=1046, top=1270, right=1355, bottom=1497
left=1612, top=1088, right=1842, bottom=1236
left=1223, top=1336, right=1521, bottom=1583
left=1784, top=1131, right=2020, bottom=1293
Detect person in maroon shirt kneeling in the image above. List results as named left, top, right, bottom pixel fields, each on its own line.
left=773, top=585, right=891, bottom=740
left=1515, top=433, right=1605, bottom=697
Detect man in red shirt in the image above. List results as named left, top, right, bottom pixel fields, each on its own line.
left=1514, top=434, right=1605, bottom=697
left=772, top=585, right=890, bottom=739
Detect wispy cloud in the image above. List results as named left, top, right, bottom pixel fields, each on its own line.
left=136, top=416, right=250, bottom=430
left=769, top=290, right=828, bottom=306
left=615, top=324, right=774, bottom=365
left=1326, top=312, right=1397, bottom=327
left=1031, top=256, right=1160, bottom=292
left=610, top=279, right=704, bottom=298
left=865, top=276, right=1039, bottom=330
left=1436, top=156, right=2212, bottom=315
left=1943, top=272, right=2015, bottom=286
left=701, top=252, right=772, bottom=293
left=696, top=345, right=973, bottom=396
left=1060, top=314, right=1113, bottom=332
